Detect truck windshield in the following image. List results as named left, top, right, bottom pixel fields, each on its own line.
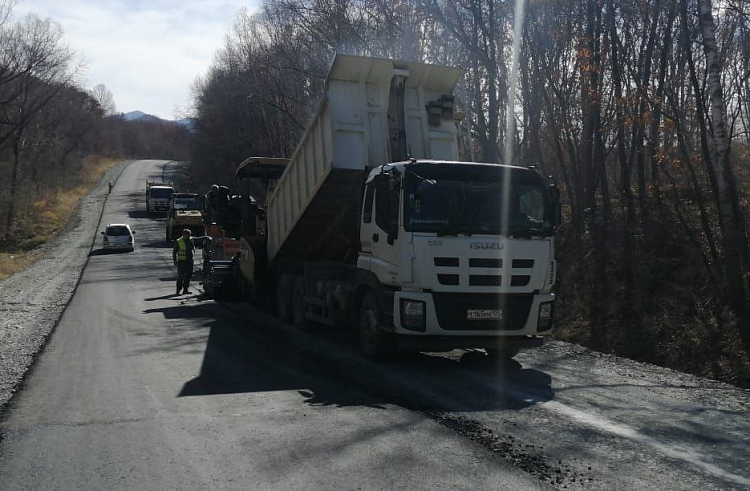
left=403, top=164, right=553, bottom=236
left=151, top=188, right=173, bottom=199
left=173, top=198, right=197, bottom=209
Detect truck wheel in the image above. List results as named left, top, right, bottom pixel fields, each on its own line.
left=276, top=274, right=294, bottom=323
left=291, top=276, right=308, bottom=329
left=358, top=291, right=394, bottom=360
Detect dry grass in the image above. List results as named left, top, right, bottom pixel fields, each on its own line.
left=0, top=156, right=120, bottom=282
left=0, top=250, right=41, bottom=281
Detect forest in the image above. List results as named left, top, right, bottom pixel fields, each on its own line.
left=189, top=0, right=750, bottom=386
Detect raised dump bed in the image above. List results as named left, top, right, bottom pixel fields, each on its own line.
left=266, top=54, right=462, bottom=264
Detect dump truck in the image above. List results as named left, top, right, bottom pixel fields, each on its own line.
left=233, top=55, right=561, bottom=359
left=145, top=181, right=174, bottom=212
left=165, top=193, right=205, bottom=241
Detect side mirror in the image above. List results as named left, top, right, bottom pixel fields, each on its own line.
left=100, top=231, right=105, bottom=235
left=552, top=202, right=562, bottom=228
left=132, top=231, right=136, bottom=234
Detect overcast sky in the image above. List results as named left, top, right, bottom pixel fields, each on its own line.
left=13, top=0, right=256, bottom=120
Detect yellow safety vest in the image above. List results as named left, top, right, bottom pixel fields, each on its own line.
left=176, top=237, right=190, bottom=261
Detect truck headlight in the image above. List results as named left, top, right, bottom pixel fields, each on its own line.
left=538, top=302, right=553, bottom=330
left=400, top=299, right=426, bottom=332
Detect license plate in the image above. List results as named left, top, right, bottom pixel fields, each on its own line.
left=466, top=309, right=503, bottom=320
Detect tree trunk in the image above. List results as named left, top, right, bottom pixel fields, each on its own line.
left=696, top=0, right=750, bottom=346
left=607, top=0, right=634, bottom=223
left=635, top=0, right=661, bottom=219
left=647, top=3, right=676, bottom=196
left=5, top=134, right=23, bottom=241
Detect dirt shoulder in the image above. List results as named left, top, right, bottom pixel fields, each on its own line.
left=0, top=161, right=131, bottom=412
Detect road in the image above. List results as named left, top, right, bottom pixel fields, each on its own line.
left=1, top=160, right=749, bottom=489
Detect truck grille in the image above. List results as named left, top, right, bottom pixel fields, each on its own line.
left=470, top=258, right=502, bottom=268
left=434, top=257, right=459, bottom=267
left=469, top=275, right=502, bottom=286
left=432, top=256, right=536, bottom=288
left=512, top=259, right=535, bottom=268
left=438, top=274, right=459, bottom=285
left=511, top=275, right=531, bottom=286
left=432, top=293, right=533, bottom=331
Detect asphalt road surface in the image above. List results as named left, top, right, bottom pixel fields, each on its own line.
left=1, top=160, right=749, bottom=489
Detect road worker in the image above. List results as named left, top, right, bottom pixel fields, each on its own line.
left=173, top=228, right=196, bottom=295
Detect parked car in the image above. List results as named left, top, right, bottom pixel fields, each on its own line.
left=101, top=223, right=136, bottom=252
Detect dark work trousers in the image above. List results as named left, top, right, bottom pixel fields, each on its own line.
left=177, top=260, right=193, bottom=292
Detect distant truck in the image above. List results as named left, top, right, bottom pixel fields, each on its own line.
left=165, top=193, right=205, bottom=241
left=228, top=55, right=561, bottom=359
left=145, top=181, right=174, bottom=213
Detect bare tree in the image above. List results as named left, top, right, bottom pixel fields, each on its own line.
left=91, top=83, right=116, bottom=115
left=696, top=0, right=750, bottom=345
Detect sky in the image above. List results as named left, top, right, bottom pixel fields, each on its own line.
left=12, top=0, right=257, bottom=120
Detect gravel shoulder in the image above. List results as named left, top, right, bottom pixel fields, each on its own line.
left=0, top=161, right=131, bottom=412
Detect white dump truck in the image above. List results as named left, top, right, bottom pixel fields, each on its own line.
left=234, top=55, right=561, bottom=359
left=146, top=180, right=174, bottom=213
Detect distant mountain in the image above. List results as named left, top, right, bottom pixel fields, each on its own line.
left=122, top=111, right=193, bottom=128
left=122, top=110, right=147, bottom=121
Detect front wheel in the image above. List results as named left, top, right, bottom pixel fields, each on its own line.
left=358, top=291, right=394, bottom=360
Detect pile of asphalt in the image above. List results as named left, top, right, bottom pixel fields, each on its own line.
left=0, top=161, right=130, bottom=412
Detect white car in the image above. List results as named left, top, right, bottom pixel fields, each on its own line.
left=101, top=223, right=136, bottom=252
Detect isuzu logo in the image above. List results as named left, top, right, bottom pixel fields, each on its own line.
left=469, top=242, right=503, bottom=250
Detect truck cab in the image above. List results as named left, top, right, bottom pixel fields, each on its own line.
left=358, top=160, right=559, bottom=354
left=145, top=181, right=174, bottom=213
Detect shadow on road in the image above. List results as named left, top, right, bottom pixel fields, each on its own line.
left=137, top=299, right=555, bottom=413
left=176, top=322, right=385, bottom=408
left=144, top=293, right=182, bottom=301
left=89, top=248, right=132, bottom=256
left=128, top=210, right=153, bottom=219
left=140, top=241, right=171, bottom=249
